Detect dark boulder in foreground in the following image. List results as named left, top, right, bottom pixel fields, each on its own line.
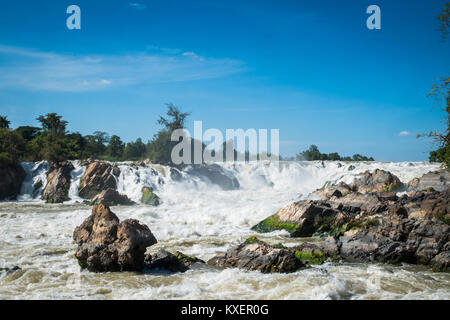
left=207, top=237, right=305, bottom=273
left=0, top=163, right=26, bottom=200
left=79, top=161, right=119, bottom=199
left=73, top=204, right=157, bottom=272
left=41, top=161, right=74, bottom=203
left=90, top=188, right=134, bottom=206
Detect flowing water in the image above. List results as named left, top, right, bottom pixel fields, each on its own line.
left=1, top=160, right=449, bottom=300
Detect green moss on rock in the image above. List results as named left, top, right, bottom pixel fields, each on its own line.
left=141, top=187, right=160, bottom=206
left=251, top=213, right=300, bottom=236
left=174, top=251, right=205, bottom=266
left=294, top=251, right=326, bottom=265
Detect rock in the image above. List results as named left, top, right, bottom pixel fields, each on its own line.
left=313, top=182, right=353, bottom=200
left=141, top=187, right=160, bottom=206
left=73, top=204, right=157, bottom=272
left=290, top=243, right=328, bottom=265
left=251, top=200, right=350, bottom=237
left=352, top=169, right=403, bottom=193
left=407, top=169, right=450, bottom=192
left=188, top=164, right=240, bottom=190
left=79, top=161, right=119, bottom=199
left=91, top=188, right=134, bottom=206
left=0, top=163, right=26, bottom=200
left=173, top=251, right=205, bottom=267
left=41, top=161, right=74, bottom=203
left=431, top=251, right=450, bottom=272
left=348, top=165, right=356, bottom=171
left=207, top=239, right=304, bottom=273
left=144, top=250, right=189, bottom=273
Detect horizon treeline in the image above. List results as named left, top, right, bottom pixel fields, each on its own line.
left=1, top=104, right=377, bottom=167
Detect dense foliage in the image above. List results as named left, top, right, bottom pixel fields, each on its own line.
left=0, top=104, right=191, bottom=166
left=296, top=145, right=374, bottom=162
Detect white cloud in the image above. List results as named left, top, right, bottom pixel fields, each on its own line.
left=129, top=2, right=147, bottom=10
left=398, top=131, right=413, bottom=136
left=0, top=45, right=245, bottom=92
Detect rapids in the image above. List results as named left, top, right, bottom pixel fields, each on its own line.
left=0, top=160, right=449, bottom=299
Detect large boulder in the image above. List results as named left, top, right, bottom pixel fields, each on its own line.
left=407, top=169, right=450, bottom=192
left=41, top=161, right=74, bottom=203
left=352, top=169, right=403, bottom=193
left=207, top=238, right=304, bottom=273
left=78, top=161, right=119, bottom=199
left=251, top=200, right=351, bottom=237
left=91, top=188, right=134, bottom=206
left=0, top=163, right=26, bottom=200
left=73, top=204, right=157, bottom=272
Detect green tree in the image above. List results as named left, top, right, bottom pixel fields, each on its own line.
left=124, top=138, right=146, bottom=160
left=418, top=4, right=450, bottom=169
left=147, top=104, right=190, bottom=164
left=0, top=128, right=26, bottom=166
left=85, top=131, right=110, bottom=158
left=0, top=115, right=10, bottom=129
left=106, top=135, right=125, bottom=159
left=37, top=113, right=68, bottom=138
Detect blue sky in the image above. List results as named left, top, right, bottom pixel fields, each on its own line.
left=0, top=0, right=449, bottom=161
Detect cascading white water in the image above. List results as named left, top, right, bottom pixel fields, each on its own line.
left=3, top=160, right=449, bottom=300
left=17, top=161, right=48, bottom=202
left=67, top=160, right=86, bottom=204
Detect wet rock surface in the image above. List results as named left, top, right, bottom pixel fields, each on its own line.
left=79, top=161, right=119, bottom=199
left=188, top=164, right=240, bottom=190
left=252, top=168, right=450, bottom=272
left=0, top=163, right=26, bottom=200
left=91, top=188, right=134, bottom=206
left=41, top=161, right=74, bottom=203
left=207, top=238, right=304, bottom=273
left=407, top=169, right=450, bottom=192
left=73, top=204, right=157, bottom=272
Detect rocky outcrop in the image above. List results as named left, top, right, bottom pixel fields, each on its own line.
left=207, top=238, right=304, bottom=273
left=91, top=188, right=134, bottom=206
left=41, top=161, right=74, bottom=203
left=0, top=163, right=26, bottom=200
left=253, top=172, right=450, bottom=271
left=145, top=250, right=189, bottom=273
left=407, top=169, right=450, bottom=192
left=141, top=187, right=160, bottom=206
left=313, top=169, right=403, bottom=201
left=73, top=204, right=157, bottom=272
left=188, top=164, right=240, bottom=190
left=352, top=169, right=403, bottom=193
left=78, top=161, right=119, bottom=199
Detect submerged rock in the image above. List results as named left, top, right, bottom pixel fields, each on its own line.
left=73, top=204, right=157, bottom=272
left=0, top=163, right=26, bottom=200
left=207, top=238, right=304, bottom=273
left=141, top=187, right=160, bottom=206
left=79, top=161, right=119, bottom=199
left=91, top=188, right=134, bottom=206
left=145, top=250, right=189, bottom=273
left=188, top=164, right=240, bottom=190
left=41, top=161, right=74, bottom=203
